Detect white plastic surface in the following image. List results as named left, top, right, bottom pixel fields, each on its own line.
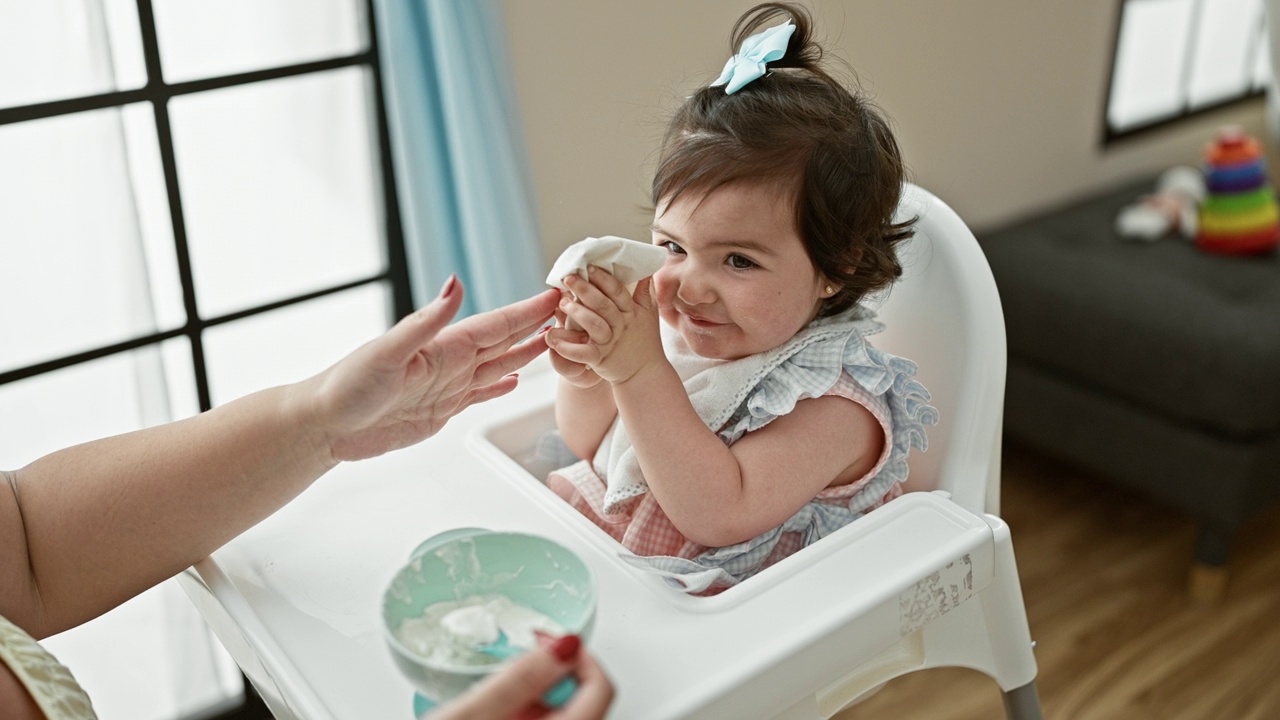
left=873, top=185, right=1008, bottom=514
left=182, top=185, right=1034, bottom=719
left=182, top=357, right=997, bottom=719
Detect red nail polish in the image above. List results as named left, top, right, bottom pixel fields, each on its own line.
left=538, top=325, right=552, bottom=335
left=549, top=634, right=581, bottom=662
left=439, top=274, right=458, bottom=299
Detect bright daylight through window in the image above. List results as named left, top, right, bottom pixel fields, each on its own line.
left=0, top=1, right=408, bottom=718
left=1106, top=0, right=1271, bottom=140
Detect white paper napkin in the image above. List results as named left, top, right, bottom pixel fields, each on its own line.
left=545, top=235, right=667, bottom=292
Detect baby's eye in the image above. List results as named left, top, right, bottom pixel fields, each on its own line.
left=660, top=240, right=685, bottom=255
left=727, top=254, right=756, bottom=270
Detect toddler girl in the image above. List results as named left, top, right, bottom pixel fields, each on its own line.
left=544, top=2, right=936, bottom=594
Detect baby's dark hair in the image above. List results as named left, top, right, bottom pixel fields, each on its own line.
left=651, top=2, right=913, bottom=316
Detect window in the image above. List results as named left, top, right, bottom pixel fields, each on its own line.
left=0, top=1, right=410, bottom=718
left=1105, top=0, right=1271, bottom=142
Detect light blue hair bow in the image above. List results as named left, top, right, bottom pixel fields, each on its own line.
left=710, top=20, right=796, bottom=94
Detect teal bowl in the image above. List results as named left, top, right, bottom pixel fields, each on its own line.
left=381, top=529, right=596, bottom=703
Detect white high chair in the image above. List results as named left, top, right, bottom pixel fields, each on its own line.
left=474, top=183, right=1043, bottom=718
left=822, top=183, right=1044, bottom=716
left=178, top=184, right=1042, bottom=720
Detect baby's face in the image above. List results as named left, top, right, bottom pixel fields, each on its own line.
left=650, top=182, right=828, bottom=361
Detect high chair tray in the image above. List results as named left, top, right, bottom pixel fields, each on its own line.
left=181, top=357, right=995, bottom=720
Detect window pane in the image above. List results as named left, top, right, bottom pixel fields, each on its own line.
left=1108, top=0, right=1196, bottom=130
left=122, top=104, right=189, bottom=331
left=0, top=339, right=194, bottom=471
left=170, top=68, right=385, bottom=318
left=1189, top=0, right=1264, bottom=107
left=1253, top=22, right=1272, bottom=89
left=0, top=107, right=185, bottom=374
left=153, top=0, right=365, bottom=83
left=203, top=283, right=390, bottom=407
left=0, top=0, right=145, bottom=108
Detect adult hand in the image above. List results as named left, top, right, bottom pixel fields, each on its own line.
left=303, top=276, right=560, bottom=463
left=429, top=635, right=615, bottom=720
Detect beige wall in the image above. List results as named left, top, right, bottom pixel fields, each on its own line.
left=501, top=0, right=1265, bottom=269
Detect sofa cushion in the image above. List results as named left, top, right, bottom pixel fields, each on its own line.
left=979, top=177, right=1280, bottom=439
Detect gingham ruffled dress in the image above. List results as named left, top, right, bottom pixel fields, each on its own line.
left=548, top=306, right=938, bottom=594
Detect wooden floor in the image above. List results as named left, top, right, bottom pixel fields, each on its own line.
left=835, top=441, right=1280, bottom=720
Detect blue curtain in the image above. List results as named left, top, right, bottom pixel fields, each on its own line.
left=374, top=0, right=545, bottom=315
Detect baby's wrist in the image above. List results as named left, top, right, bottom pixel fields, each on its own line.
left=560, top=372, right=604, bottom=391
left=606, top=355, right=667, bottom=389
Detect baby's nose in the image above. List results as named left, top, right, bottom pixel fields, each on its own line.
left=674, top=271, right=716, bottom=305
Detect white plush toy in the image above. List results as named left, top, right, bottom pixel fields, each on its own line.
left=1115, top=166, right=1207, bottom=242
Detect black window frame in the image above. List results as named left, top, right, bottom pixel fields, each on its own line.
left=1103, top=0, right=1269, bottom=146
left=0, top=1, right=411, bottom=717
left=0, top=0, right=412, bottom=401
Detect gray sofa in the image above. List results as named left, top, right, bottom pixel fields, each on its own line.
left=978, top=177, right=1280, bottom=598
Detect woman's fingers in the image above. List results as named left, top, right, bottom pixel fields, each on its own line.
left=465, top=292, right=561, bottom=365
left=382, top=274, right=465, bottom=363
left=470, top=315, right=554, bottom=368
left=551, top=650, right=614, bottom=720
left=471, top=330, right=549, bottom=388
left=386, top=284, right=556, bottom=378
left=459, top=375, right=521, bottom=410
left=456, top=287, right=560, bottom=351
left=439, top=640, right=583, bottom=719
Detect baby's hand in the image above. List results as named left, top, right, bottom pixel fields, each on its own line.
left=547, top=307, right=604, bottom=388
left=547, top=266, right=663, bottom=385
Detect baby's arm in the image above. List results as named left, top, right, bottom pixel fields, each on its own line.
left=554, top=378, right=616, bottom=461
left=548, top=288, right=618, bottom=460
left=551, top=267, right=883, bottom=547
left=614, top=373, right=883, bottom=547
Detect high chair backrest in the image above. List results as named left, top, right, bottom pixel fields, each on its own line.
left=864, top=184, right=1007, bottom=515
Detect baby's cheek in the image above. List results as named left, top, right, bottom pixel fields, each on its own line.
left=651, top=269, right=677, bottom=307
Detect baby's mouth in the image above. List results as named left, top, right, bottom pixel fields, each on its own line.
left=682, top=311, right=725, bottom=328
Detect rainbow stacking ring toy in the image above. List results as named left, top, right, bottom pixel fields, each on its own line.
left=1197, top=127, right=1280, bottom=255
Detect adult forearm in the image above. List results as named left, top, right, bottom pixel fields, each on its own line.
left=10, top=382, right=331, bottom=638
left=554, top=380, right=616, bottom=460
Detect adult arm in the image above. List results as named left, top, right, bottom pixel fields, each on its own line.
left=0, top=279, right=559, bottom=639
left=0, top=659, right=43, bottom=720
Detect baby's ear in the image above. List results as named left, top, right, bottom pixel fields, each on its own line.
left=824, top=262, right=860, bottom=295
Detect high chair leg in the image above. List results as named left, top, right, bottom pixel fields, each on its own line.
left=1002, top=681, right=1044, bottom=720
